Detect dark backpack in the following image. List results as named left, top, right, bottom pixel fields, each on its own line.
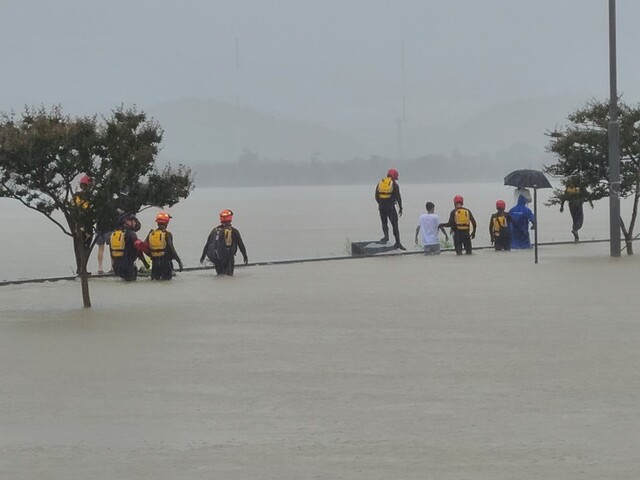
left=207, top=226, right=233, bottom=265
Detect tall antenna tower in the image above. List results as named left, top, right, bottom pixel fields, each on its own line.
left=397, top=38, right=407, bottom=162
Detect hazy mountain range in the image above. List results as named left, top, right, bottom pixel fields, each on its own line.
left=148, top=94, right=587, bottom=172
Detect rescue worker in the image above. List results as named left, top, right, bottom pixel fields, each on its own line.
left=72, top=174, right=94, bottom=274
left=200, top=209, right=248, bottom=276
left=489, top=199, right=512, bottom=251
left=110, top=212, right=148, bottom=281
left=145, top=212, right=184, bottom=280
left=559, top=179, right=593, bottom=242
left=439, top=195, right=477, bottom=255
left=375, top=168, right=405, bottom=250
left=508, top=194, right=536, bottom=249
left=73, top=175, right=93, bottom=209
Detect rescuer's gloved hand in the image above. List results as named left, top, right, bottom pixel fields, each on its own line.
left=398, top=208, right=403, bottom=217
left=199, top=256, right=205, bottom=264
left=470, top=232, right=476, bottom=240
left=243, top=256, right=249, bottom=265
left=178, top=262, right=184, bottom=272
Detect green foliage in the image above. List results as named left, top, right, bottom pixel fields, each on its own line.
left=0, top=105, right=194, bottom=237
left=0, top=106, right=98, bottom=220
left=0, top=105, right=195, bottom=306
left=544, top=98, right=640, bottom=206
left=545, top=98, right=640, bottom=254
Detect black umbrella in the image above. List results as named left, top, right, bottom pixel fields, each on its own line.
left=504, top=169, right=552, bottom=264
left=504, top=169, right=552, bottom=189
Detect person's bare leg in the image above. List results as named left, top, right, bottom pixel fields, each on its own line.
left=97, top=244, right=105, bottom=273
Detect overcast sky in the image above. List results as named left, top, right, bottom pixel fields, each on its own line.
left=1, top=0, right=639, bottom=130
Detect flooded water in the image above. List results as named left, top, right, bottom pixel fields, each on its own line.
left=0, top=182, right=623, bottom=281
left=1, top=241, right=639, bottom=479
left=1, top=187, right=639, bottom=479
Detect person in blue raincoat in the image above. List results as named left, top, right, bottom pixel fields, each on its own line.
left=508, top=194, right=536, bottom=249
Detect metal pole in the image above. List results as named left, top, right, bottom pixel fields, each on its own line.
left=235, top=37, right=242, bottom=161
left=534, top=187, right=539, bottom=264
left=608, top=0, right=622, bottom=257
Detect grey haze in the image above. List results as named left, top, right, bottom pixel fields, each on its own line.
left=1, top=0, right=638, bottom=172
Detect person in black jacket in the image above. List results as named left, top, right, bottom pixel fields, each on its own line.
left=559, top=179, right=593, bottom=242
left=374, top=168, right=405, bottom=250
left=439, top=195, right=477, bottom=255
left=145, top=212, right=183, bottom=280
left=72, top=174, right=95, bottom=274
left=489, top=199, right=512, bottom=251
left=200, top=209, right=248, bottom=276
left=110, top=213, right=148, bottom=281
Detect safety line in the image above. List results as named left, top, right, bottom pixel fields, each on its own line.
left=0, top=238, right=618, bottom=287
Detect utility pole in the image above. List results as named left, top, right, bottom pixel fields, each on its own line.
left=401, top=38, right=406, bottom=126
left=608, top=0, right=621, bottom=257
left=235, top=37, right=242, bottom=161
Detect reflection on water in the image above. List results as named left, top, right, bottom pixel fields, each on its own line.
left=0, top=183, right=619, bottom=281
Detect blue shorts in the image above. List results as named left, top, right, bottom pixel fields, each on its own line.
left=94, top=231, right=111, bottom=246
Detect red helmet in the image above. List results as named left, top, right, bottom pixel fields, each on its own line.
left=496, top=199, right=506, bottom=210
left=155, top=212, right=171, bottom=224
left=453, top=195, right=464, bottom=205
left=387, top=168, right=399, bottom=180
left=219, top=209, right=233, bottom=223
left=79, top=175, right=93, bottom=186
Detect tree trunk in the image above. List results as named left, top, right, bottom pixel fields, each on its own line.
left=619, top=217, right=634, bottom=256
left=624, top=233, right=634, bottom=255
left=622, top=189, right=639, bottom=256
left=80, top=268, right=91, bottom=308
left=73, top=231, right=92, bottom=308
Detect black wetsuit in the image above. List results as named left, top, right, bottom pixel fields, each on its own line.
left=201, top=224, right=248, bottom=276
left=440, top=207, right=477, bottom=255
left=569, top=201, right=584, bottom=234
left=562, top=187, right=588, bottom=241
left=375, top=179, right=403, bottom=245
left=72, top=190, right=94, bottom=273
left=489, top=211, right=512, bottom=251
left=111, top=227, right=141, bottom=282
left=146, top=228, right=183, bottom=281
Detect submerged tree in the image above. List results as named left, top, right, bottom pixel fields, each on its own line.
left=0, top=105, right=194, bottom=307
left=545, top=98, right=640, bottom=254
